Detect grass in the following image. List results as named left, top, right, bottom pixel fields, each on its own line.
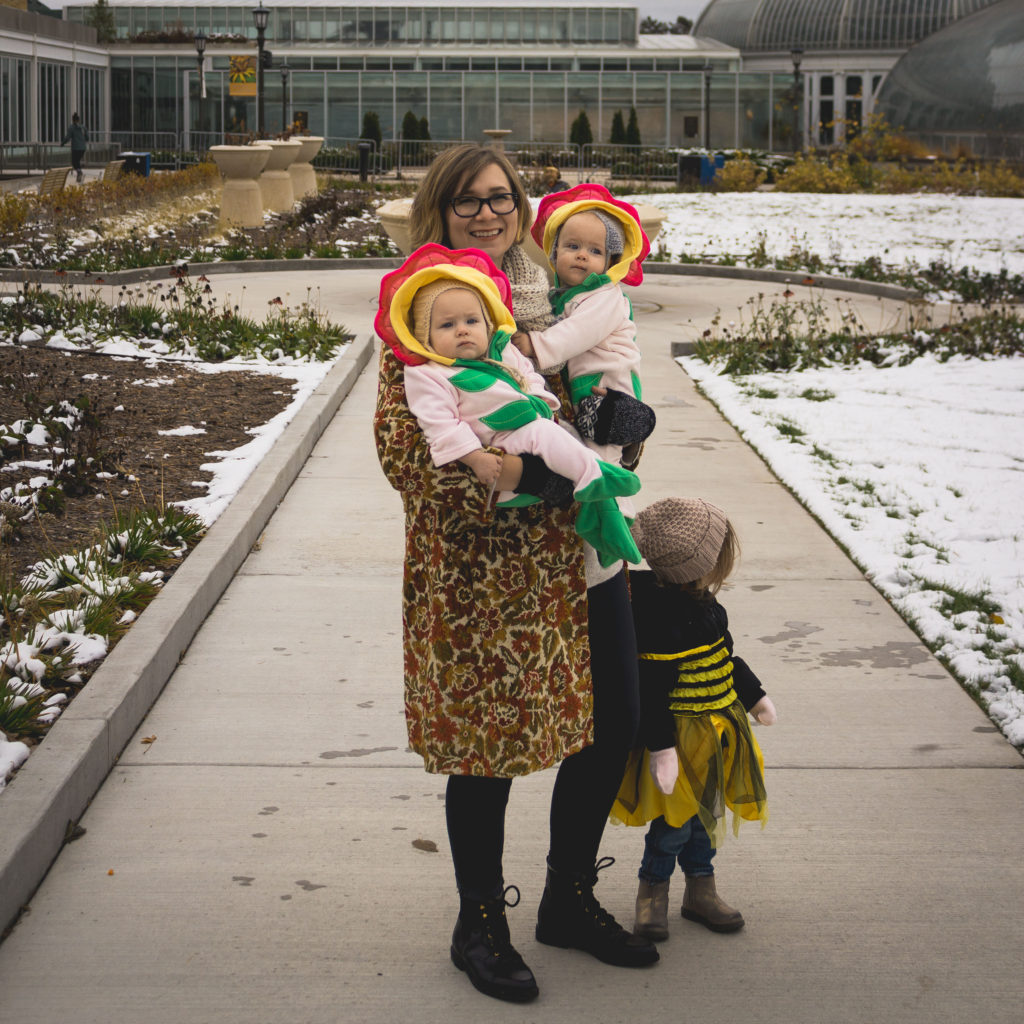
left=1, top=270, right=353, bottom=364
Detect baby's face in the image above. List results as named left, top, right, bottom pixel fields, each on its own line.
left=428, top=288, right=490, bottom=360
left=554, top=211, right=610, bottom=285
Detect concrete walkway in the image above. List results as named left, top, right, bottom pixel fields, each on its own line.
left=0, top=266, right=1021, bottom=1023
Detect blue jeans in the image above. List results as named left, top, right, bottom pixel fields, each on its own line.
left=638, top=815, right=715, bottom=884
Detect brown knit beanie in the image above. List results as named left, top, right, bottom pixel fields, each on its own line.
left=410, top=280, right=491, bottom=350
left=631, top=497, right=729, bottom=584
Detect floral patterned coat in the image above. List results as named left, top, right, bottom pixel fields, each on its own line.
left=373, top=343, right=593, bottom=777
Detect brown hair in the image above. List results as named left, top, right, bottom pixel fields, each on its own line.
left=683, top=521, right=739, bottom=597
left=409, top=144, right=532, bottom=250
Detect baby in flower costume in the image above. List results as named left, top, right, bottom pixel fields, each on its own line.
left=374, top=243, right=642, bottom=567
left=513, top=184, right=657, bottom=477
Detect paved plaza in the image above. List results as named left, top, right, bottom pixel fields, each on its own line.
left=0, top=265, right=1021, bottom=1023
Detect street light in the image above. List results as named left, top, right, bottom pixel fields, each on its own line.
left=253, top=4, right=269, bottom=137
left=790, top=46, right=804, bottom=153
left=193, top=28, right=206, bottom=139
left=702, top=61, right=713, bottom=150
left=280, top=64, right=290, bottom=134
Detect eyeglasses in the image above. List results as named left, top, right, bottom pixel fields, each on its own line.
left=449, top=192, right=519, bottom=218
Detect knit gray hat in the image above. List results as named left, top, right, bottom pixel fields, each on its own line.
left=550, top=209, right=625, bottom=267
left=631, top=497, right=728, bottom=584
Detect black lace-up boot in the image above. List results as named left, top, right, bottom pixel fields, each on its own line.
left=450, top=885, right=539, bottom=1003
left=535, top=857, right=660, bottom=967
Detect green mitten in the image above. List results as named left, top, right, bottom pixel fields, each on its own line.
left=573, top=460, right=641, bottom=503
left=575, top=499, right=642, bottom=567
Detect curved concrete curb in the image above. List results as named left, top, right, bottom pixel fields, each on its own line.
left=0, top=257, right=402, bottom=288
left=0, top=331, right=375, bottom=935
left=645, top=261, right=922, bottom=301
left=2, top=257, right=917, bottom=301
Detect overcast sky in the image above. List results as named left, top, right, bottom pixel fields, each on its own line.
left=637, top=1, right=710, bottom=26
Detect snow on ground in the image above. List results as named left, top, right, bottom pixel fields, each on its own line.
left=680, top=352, right=1024, bottom=747
left=632, top=192, right=1024, bottom=276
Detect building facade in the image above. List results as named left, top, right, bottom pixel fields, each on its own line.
left=48, top=2, right=802, bottom=152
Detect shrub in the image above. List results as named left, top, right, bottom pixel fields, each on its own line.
left=774, top=153, right=861, bottom=193
left=712, top=155, right=766, bottom=192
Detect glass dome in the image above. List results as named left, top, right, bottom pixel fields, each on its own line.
left=875, top=0, right=1024, bottom=135
left=695, top=0, right=1000, bottom=52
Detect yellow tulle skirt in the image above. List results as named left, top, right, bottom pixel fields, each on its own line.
left=610, top=699, right=768, bottom=849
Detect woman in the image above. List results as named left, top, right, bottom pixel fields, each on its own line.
left=373, top=144, right=657, bottom=1004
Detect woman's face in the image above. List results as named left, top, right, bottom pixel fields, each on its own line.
left=444, top=162, right=519, bottom=261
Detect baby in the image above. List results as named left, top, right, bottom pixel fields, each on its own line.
left=375, top=244, right=642, bottom=567
left=513, top=184, right=657, bottom=469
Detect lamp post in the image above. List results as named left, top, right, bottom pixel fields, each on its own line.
left=702, top=61, right=713, bottom=150
left=790, top=46, right=804, bottom=153
left=280, top=63, right=290, bottom=134
left=253, top=4, right=269, bottom=137
left=193, top=28, right=206, bottom=139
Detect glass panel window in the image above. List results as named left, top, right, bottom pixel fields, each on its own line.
left=429, top=72, right=464, bottom=140
left=362, top=72, right=395, bottom=138
left=737, top=72, right=771, bottom=150
left=473, top=9, right=489, bottom=43
left=497, top=71, right=531, bottom=139
left=328, top=73, right=360, bottom=138
left=463, top=72, right=496, bottom=139
left=669, top=71, right=700, bottom=146
left=324, top=9, right=340, bottom=42
left=635, top=72, right=667, bottom=147
left=290, top=71, right=324, bottom=137
left=499, top=59, right=523, bottom=71
left=457, top=7, right=473, bottom=43
left=506, top=10, right=521, bottom=43
left=532, top=72, right=566, bottom=143
left=341, top=8, right=357, bottom=43
left=820, top=74, right=834, bottom=96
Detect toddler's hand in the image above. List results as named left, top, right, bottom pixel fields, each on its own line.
left=460, top=450, right=503, bottom=487
left=512, top=331, right=535, bottom=358
left=751, top=696, right=777, bottom=725
left=648, top=747, right=679, bottom=795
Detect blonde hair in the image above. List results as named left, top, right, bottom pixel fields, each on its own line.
left=686, top=521, right=739, bottom=597
left=409, top=144, right=532, bottom=250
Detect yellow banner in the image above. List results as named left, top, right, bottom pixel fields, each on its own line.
left=229, top=55, right=257, bottom=97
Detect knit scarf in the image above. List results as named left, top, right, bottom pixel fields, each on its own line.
left=502, top=245, right=555, bottom=332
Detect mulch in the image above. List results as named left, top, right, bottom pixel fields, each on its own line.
left=1, top=344, right=294, bottom=578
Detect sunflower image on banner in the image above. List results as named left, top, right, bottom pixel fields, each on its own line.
left=229, top=55, right=257, bottom=97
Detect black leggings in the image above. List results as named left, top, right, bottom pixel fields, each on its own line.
left=446, top=571, right=640, bottom=899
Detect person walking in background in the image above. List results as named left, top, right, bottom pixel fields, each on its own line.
left=61, top=113, right=88, bottom=183
left=611, top=497, right=775, bottom=941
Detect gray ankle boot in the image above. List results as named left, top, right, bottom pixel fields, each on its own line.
left=634, top=879, right=670, bottom=941
left=681, top=874, right=744, bottom=933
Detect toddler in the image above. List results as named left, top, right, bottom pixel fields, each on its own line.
left=513, top=184, right=657, bottom=470
left=375, top=243, right=642, bottom=567
left=610, top=497, right=776, bottom=939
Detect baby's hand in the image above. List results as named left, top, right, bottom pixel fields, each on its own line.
left=512, top=331, right=535, bottom=358
left=648, top=747, right=679, bottom=795
left=751, top=696, right=777, bottom=725
left=460, top=450, right=503, bottom=486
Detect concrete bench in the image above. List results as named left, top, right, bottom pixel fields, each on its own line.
left=102, top=159, right=125, bottom=182
left=38, top=166, right=72, bottom=196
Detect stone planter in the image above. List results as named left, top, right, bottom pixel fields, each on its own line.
left=288, top=135, right=324, bottom=200
left=210, top=144, right=272, bottom=229
left=377, top=196, right=666, bottom=282
left=257, top=139, right=302, bottom=212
